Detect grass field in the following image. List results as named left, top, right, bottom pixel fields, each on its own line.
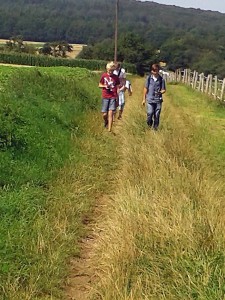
left=88, top=79, right=225, bottom=299
left=0, top=66, right=225, bottom=299
left=0, top=65, right=115, bottom=299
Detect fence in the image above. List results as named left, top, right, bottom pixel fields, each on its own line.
left=168, top=69, right=225, bottom=102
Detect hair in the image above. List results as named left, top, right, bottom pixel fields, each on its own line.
left=106, top=61, right=115, bottom=70
left=151, top=63, right=160, bottom=71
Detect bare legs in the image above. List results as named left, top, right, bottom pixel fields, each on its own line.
left=103, top=110, right=113, bottom=132
left=118, top=108, right=123, bottom=120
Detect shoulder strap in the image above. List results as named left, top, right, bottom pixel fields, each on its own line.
left=118, top=68, right=121, bottom=77
left=158, top=75, right=162, bottom=83
left=158, top=75, right=163, bottom=89
left=147, top=75, right=151, bottom=89
left=147, top=75, right=163, bottom=90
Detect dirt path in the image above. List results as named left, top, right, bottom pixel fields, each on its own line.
left=64, top=80, right=137, bottom=300
left=64, top=204, right=99, bottom=299
left=64, top=194, right=111, bottom=300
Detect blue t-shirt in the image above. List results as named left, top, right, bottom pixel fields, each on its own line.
left=145, top=75, right=166, bottom=103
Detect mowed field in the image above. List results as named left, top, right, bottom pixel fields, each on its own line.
left=0, top=39, right=86, bottom=58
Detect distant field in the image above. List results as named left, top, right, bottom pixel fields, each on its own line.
left=0, top=39, right=86, bottom=58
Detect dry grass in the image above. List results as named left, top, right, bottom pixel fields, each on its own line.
left=89, top=78, right=225, bottom=299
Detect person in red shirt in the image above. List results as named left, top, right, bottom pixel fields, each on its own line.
left=99, top=61, right=120, bottom=132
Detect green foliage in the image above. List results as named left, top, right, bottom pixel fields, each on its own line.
left=39, top=41, right=73, bottom=58
left=0, top=66, right=99, bottom=187
left=0, top=52, right=136, bottom=73
left=3, top=35, right=37, bottom=55
left=0, top=65, right=107, bottom=298
left=0, top=0, right=224, bottom=76
left=79, top=33, right=155, bottom=66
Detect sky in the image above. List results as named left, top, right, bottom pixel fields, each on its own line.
left=142, top=0, right=225, bottom=13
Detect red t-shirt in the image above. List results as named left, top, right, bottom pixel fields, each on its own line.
left=99, top=73, right=120, bottom=99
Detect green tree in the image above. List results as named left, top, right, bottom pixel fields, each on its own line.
left=5, top=35, right=25, bottom=52
left=39, top=41, right=73, bottom=58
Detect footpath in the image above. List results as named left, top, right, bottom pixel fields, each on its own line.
left=65, top=78, right=225, bottom=300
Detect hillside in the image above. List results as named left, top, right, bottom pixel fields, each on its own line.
left=0, top=0, right=224, bottom=44
left=0, top=0, right=225, bottom=76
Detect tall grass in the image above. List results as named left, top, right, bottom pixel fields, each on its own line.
left=92, top=80, right=225, bottom=299
left=0, top=66, right=119, bottom=299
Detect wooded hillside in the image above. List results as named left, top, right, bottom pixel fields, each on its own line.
left=0, top=0, right=224, bottom=76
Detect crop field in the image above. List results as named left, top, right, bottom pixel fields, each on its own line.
left=0, top=39, right=85, bottom=58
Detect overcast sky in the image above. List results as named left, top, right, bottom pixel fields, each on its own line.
left=142, top=0, right=225, bottom=13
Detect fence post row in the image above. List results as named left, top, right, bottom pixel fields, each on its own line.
left=168, top=69, right=225, bottom=102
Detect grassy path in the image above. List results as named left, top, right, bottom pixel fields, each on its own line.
left=67, top=77, right=225, bottom=299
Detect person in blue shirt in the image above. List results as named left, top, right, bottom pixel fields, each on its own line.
left=142, top=64, right=166, bottom=130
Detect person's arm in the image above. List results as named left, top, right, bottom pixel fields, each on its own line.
left=160, top=80, right=166, bottom=94
left=142, top=87, right=147, bottom=106
left=129, top=84, right=133, bottom=96
left=119, top=85, right=126, bottom=92
left=98, top=82, right=107, bottom=88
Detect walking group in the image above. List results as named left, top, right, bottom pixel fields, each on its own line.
left=98, top=61, right=166, bottom=133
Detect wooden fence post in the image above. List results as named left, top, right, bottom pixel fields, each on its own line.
left=182, top=69, right=185, bottom=83
left=187, top=69, right=191, bottom=86
left=175, top=70, right=179, bottom=82
left=198, top=73, right=203, bottom=91
left=220, top=78, right=225, bottom=101
left=214, top=76, right=218, bottom=100
left=194, top=72, right=198, bottom=90
left=208, top=74, right=213, bottom=96
left=191, top=70, right=196, bottom=88
left=205, top=75, right=210, bottom=94
left=178, top=69, right=182, bottom=82
left=201, top=73, right=205, bottom=93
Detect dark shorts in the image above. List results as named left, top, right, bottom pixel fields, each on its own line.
left=101, top=98, right=117, bottom=113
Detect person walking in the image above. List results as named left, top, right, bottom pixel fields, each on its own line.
left=125, top=79, right=132, bottom=96
left=99, top=61, right=120, bottom=132
left=142, top=64, right=166, bottom=130
left=117, top=77, right=127, bottom=120
left=113, top=62, right=126, bottom=80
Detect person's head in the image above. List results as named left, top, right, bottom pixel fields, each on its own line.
left=106, top=61, right=116, bottom=74
left=151, top=64, right=160, bottom=76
